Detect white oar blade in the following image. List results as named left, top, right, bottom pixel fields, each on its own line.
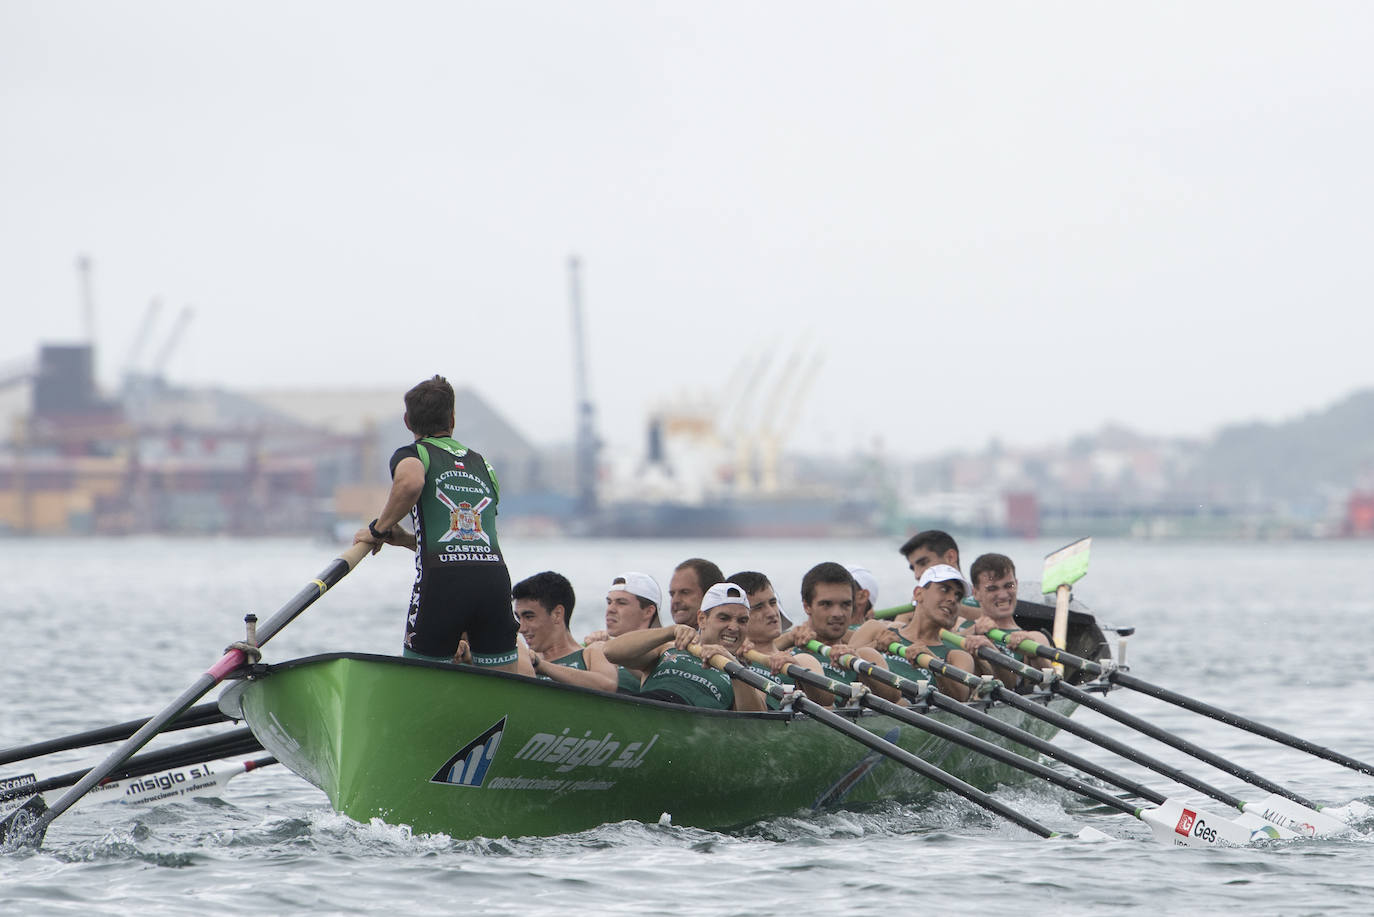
left=1241, top=794, right=1351, bottom=837
left=79, top=760, right=250, bottom=809
left=1141, top=799, right=1275, bottom=848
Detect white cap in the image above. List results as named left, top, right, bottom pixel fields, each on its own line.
left=700, top=581, right=749, bottom=613
left=846, top=565, right=879, bottom=607
left=608, top=572, right=661, bottom=608
left=917, top=564, right=968, bottom=592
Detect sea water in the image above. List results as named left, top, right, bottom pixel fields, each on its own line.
left=2, top=536, right=1373, bottom=916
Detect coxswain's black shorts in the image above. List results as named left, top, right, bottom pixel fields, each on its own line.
left=405, top=562, right=518, bottom=665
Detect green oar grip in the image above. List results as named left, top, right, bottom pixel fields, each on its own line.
left=987, top=628, right=1101, bottom=675
left=873, top=603, right=914, bottom=620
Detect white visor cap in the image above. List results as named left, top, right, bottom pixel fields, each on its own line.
left=608, top=572, right=661, bottom=608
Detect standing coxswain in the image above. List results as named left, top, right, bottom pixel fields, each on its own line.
left=354, top=375, right=518, bottom=671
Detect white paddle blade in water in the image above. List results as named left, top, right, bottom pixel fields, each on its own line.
left=79, top=760, right=258, bottom=809
left=1239, top=794, right=1351, bottom=837
left=1141, top=799, right=1281, bottom=848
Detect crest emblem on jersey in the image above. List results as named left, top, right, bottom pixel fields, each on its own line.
left=436, top=489, right=492, bottom=545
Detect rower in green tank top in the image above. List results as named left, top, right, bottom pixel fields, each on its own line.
left=960, top=554, right=1054, bottom=691
left=603, top=582, right=767, bottom=711
left=850, top=564, right=978, bottom=702
left=580, top=572, right=666, bottom=693
left=512, top=571, right=619, bottom=693
left=728, top=570, right=804, bottom=710
left=773, top=562, right=901, bottom=707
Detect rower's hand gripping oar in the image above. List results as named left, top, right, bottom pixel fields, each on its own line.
left=0, top=542, right=371, bottom=849
left=876, top=637, right=1340, bottom=837
left=687, top=646, right=1083, bottom=840
left=986, top=626, right=1374, bottom=781
left=747, top=651, right=1270, bottom=848
left=967, top=628, right=1353, bottom=837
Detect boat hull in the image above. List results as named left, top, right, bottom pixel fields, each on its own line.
left=220, top=654, right=1082, bottom=839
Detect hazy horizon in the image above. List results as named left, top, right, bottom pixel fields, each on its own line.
left=5, top=2, right=1373, bottom=460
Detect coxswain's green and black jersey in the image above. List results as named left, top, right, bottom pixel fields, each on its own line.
left=637, top=648, right=734, bottom=710
left=391, top=436, right=516, bottom=663
left=407, top=436, right=504, bottom=568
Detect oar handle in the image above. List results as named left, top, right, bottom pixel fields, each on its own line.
left=873, top=603, right=914, bottom=621
left=940, top=630, right=1049, bottom=684
left=986, top=628, right=1102, bottom=675
left=743, top=649, right=856, bottom=700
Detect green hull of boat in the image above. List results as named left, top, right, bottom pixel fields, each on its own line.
left=220, top=653, right=1080, bottom=839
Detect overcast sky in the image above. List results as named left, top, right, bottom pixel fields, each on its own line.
left=4, top=1, right=1373, bottom=459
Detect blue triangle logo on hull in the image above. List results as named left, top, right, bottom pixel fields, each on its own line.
left=432, top=717, right=507, bottom=788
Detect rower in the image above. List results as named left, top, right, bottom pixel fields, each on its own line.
left=668, top=558, right=725, bottom=626
left=602, top=582, right=767, bottom=711
left=962, top=553, right=1053, bottom=690
left=899, top=529, right=961, bottom=581
left=896, top=529, right=979, bottom=626
left=513, top=572, right=619, bottom=693
left=727, top=570, right=819, bottom=708
left=586, top=572, right=664, bottom=692
left=853, top=564, right=977, bottom=701
left=776, top=562, right=898, bottom=704
left=844, top=564, right=879, bottom=628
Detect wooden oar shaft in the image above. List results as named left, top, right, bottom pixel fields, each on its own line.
left=0, top=703, right=229, bottom=767
left=12, top=543, right=369, bottom=844
left=695, top=646, right=1059, bottom=838
left=1109, top=670, right=1374, bottom=778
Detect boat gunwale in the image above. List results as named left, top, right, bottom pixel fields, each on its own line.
left=225, top=651, right=1107, bottom=722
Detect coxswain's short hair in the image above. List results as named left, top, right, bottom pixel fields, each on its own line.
left=512, top=571, right=577, bottom=627
left=674, top=558, right=725, bottom=591
left=726, top=570, right=771, bottom=596
left=969, top=553, right=1016, bottom=588
left=800, top=562, right=855, bottom=606
left=898, top=529, right=959, bottom=561
left=404, top=375, right=455, bottom=438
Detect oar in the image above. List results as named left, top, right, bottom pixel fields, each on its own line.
left=79, top=757, right=277, bottom=809
left=873, top=603, right=913, bottom=620
left=868, top=639, right=1340, bottom=838
left=686, top=646, right=1089, bottom=840
left=970, top=630, right=1354, bottom=836
left=0, top=542, right=369, bottom=848
left=0, top=703, right=229, bottom=767
left=986, top=627, right=1374, bottom=779
left=944, top=629, right=1346, bottom=827
left=747, top=650, right=1275, bottom=847
left=1, top=727, right=264, bottom=805
left=1042, top=536, right=1091, bottom=670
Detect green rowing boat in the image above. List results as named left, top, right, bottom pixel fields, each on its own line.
left=218, top=600, right=1107, bottom=839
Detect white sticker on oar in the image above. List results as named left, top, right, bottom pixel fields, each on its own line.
left=80, top=760, right=253, bottom=808
left=1242, top=794, right=1351, bottom=837
left=1142, top=800, right=1275, bottom=848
